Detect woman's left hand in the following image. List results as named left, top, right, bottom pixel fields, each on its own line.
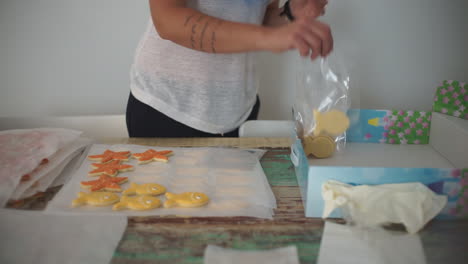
left=290, top=0, right=328, bottom=19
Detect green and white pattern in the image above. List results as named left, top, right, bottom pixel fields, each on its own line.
left=453, top=169, right=468, bottom=217
left=383, top=110, right=431, bottom=144
left=433, top=80, right=468, bottom=120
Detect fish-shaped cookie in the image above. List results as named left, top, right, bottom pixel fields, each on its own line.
left=303, top=135, right=336, bottom=158
left=163, top=192, right=210, bottom=208
left=313, top=109, right=350, bottom=136
left=123, top=182, right=167, bottom=196
left=72, top=192, right=120, bottom=208
left=112, top=195, right=162, bottom=211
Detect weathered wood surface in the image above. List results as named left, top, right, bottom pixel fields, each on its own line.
left=99, top=137, right=293, bottom=149
left=7, top=138, right=468, bottom=264
left=112, top=148, right=468, bottom=264
left=112, top=148, right=327, bottom=264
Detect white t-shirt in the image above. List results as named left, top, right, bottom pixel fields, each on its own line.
left=130, top=0, right=272, bottom=134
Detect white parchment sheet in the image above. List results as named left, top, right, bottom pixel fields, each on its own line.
left=46, top=144, right=276, bottom=218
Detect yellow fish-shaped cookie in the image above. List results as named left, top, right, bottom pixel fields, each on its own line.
left=163, top=192, right=210, bottom=208
left=112, top=195, right=162, bottom=211
left=313, top=109, right=350, bottom=136
left=303, top=135, right=336, bottom=158
left=122, top=182, right=167, bottom=196
left=72, top=192, right=120, bottom=208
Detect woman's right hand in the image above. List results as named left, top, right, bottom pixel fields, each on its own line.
left=262, top=18, right=333, bottom=60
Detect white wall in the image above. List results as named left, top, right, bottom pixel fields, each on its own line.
left=0, top=0, right=149, bottom=116
left=259, top=0, right=468, bottom=119
left=1, top=0, right=468, bottom=120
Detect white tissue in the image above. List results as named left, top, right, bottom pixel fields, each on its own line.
left=318, top=222, right=427, bottom=264
left=321, top=180, right=447, bottom=234
left=204, top=245, right=299, bottom=264
left=0, top=209, right=127, bottom=264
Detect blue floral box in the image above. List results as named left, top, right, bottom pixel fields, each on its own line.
left=291, top=109, right=468, bottom=219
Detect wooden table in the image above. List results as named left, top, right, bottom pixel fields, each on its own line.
left=9, top=138, right=468, bottom=264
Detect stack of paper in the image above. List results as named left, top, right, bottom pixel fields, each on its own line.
left=47, top=144, right=277, bottom=219
left=0, top=128, right=92, bottom=207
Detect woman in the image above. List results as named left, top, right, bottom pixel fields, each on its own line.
left=126, top=0, right=332, bottom=137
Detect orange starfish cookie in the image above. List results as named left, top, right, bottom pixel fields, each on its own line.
left=87, top=149, right=131, bottom=163
left=132, top=149, right=173, bottom=164
left=88, top=160, right=134, bottom=177
left=81, top=175, right=128, bottom=192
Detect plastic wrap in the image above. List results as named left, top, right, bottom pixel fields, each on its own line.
left=293, top=54, right=352, bottom=158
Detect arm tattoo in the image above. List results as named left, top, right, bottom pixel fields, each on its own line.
left=186, top=14, right=224, bottom=53
left=184, top=14, right=194, bottom=27
left=188, top=15, right=206, bottom=49
left=211, top=31, right=216, bottom=53
left=210, top=20, right=223, bottom=53
left=199, top=19, right=211, bottom=51
left=190, top=23, right=197, bottom=48
left=196, top=15, right=205, bottom=22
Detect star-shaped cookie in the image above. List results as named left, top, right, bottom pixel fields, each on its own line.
left=87, top=149, right=131, bottom=163
left=132, top=149, right=173, bottom=164
left=81, top=175, right=128, bottom=192
left=88, top=160, right=134, bottom=177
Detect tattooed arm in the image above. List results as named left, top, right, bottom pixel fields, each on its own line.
left=150, top=0, right=333, bottom=59
left=263, top=0, right=329, bottom=27
left=150, top=0, right=267, bottom=53
left=263, top=1, right=288, bottom=27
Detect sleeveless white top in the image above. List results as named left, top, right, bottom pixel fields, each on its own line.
left=130, top=0, right=272, bottom=134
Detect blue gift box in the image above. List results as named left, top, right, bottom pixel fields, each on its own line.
left=291, top=109, right=468, bottom=219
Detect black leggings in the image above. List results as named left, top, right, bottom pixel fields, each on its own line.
left=125, top=92, right=260, bottom=138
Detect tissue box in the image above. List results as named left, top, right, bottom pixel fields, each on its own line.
left=291, top=109, right=468, bottom=219
left=433, top=80, right=468, bottom=120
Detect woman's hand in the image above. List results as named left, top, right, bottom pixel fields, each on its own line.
left=290, top=0, right=328, bottom=19
left=149, top=0, right=332, bottom=58
left=262, top=17, right=333, bottom=60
